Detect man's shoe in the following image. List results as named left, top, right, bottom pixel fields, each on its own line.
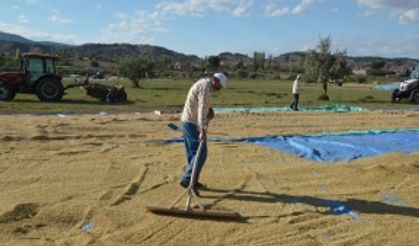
left=179, top=180, right=205, bottom=188
left=179, top=180, right=189, bottom=189
left=195, top=182, right=206, bottom=188
left=179, top=180, right=200, bottom=196
left=190, top=187, right=200, bottom=196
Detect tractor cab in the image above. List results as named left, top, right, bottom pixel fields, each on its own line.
left=21, top=53, right=60, bottom=84
left=410, top=66, right=419, bottom=80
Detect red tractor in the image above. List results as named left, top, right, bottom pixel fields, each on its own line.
left=0, top=53, right=64, bottom=102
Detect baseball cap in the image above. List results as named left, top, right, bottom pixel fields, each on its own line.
left=213, top=72, right=228, bottom=88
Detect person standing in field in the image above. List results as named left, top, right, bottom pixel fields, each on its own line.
left=179, top=72, right=228, bottom=195
left=290, top=74, right=302, bottom=111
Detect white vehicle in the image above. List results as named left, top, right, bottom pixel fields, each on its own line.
left=391, top=66, right=419, bottom=103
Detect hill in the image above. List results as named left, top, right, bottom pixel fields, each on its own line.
left=0, top=31, right=33, bottom=43
left=0, top=31, right=418, bottom=75
left=0, top=31, right=200, bottom=66
left=73, top=43, right=200, bottom=63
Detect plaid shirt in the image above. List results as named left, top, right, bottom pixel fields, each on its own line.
left=181, top=78, right=213, bottom=131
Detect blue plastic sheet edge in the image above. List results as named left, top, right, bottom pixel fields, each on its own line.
left=162, top=128, right=419, bottom=163
left=213, top=104, right=367, bottom=113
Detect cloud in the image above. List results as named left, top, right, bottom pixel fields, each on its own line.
left=100, top=10, right=168, bottom=44
left=48, top=8, right=74, bottom=24
left=292, top=0, right=320, bottom=14
left=18, top=15, right=28, bottom=24
left=257, top=35, right=419, bottom=58
left=357, top=0, right=419, bottom=10
left=356, top=10, right=374, bottom=18
left=156, top=0, right=253, bottom=17
left=357, top=0, right=419, bottom=24
left=0, top=21, right=80, bottom=44
left=264, top=0, right=322, bottom=17
left=49, top=15, right=74, bottom=25
left=399, top=9, right=419, bottom=24
left=51, top=8, right=60, bottom=14
left=264, top=3, right=290, bottom=17
left=101, top=0, right=253, bottom=44
left=231, top=0, right=253, bottom=17
left=334, top=35, right=419, bottom=58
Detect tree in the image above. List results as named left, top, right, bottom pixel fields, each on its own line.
left=207, top=56, right=221, bottom=70
left=0, top=55, right=19, bottom=71
left=267, top=54, right=273, bottom=71
left=90, top=60, right=100, bottom=68
left=15, top=48, right=20, bottom=59
left=119, top=59, right=154, bottom=88
left=330, top=51, right=351, bottom=85
left=253, top=52, right=265, bottom=71
left=368, top=60, right=386, bottom=76
left=303, top=37, right=349, bottom=96
left=236, top=59, right=244, bottom=70
left=371, top=60, right=385, bottom=70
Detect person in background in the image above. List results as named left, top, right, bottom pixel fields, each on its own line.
left=179, top=72, right=228, bottom=195
left=290, top=74, right=302, bottom=111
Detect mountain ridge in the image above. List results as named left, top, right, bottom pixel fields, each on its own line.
left=1, top=31, right=418, bottom=70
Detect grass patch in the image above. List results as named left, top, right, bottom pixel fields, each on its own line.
left=358, top=95, right=375, bottom=102
left=317, top=94, right=330, bottom=101
left=0, top=78, right=416, bottom=114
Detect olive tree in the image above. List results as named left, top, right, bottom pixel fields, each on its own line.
left=119, top=59, right=154, bottom=88
left=303, top=37, right=350, bottom=97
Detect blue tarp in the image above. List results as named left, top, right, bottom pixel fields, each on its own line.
left=243, top=129, right=419, bottom=163
left=213, top=104, right=366, bottom=113
left=165, top=129, right=419, bottom=163
left=371, top=82, right=401, bottom=91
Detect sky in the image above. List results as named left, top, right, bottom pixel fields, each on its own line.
left=1, top=0, right=419, bottom=58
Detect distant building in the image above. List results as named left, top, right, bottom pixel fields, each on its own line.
left=174, top=62, right=182, bottom=70
left=352, top=68, right=367, bottom=75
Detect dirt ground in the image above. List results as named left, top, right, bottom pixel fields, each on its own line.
left=0, top=111, right=418, bottom=245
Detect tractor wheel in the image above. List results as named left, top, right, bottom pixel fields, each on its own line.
left=391, top=89, right=400, bottom=103
left=35, top=78, right=64, bottom=102
left=409, top=89, right=419, bottom=103
left=0, top=80, right=16, bottom=101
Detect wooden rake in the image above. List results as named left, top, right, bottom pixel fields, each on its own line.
left=146, top=139, right=240, bottom=219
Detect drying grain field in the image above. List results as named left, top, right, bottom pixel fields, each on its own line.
left=0, top=110, right=418, bottom=245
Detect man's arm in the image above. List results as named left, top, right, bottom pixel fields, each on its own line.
left=198, top=84, right=211, bottom=140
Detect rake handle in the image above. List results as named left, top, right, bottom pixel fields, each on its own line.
left=189, top=140, right=204, bottom=189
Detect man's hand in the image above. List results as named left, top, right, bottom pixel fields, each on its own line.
left=207, top=107, right=214, bottom=121
left=199, top=129, right=207, bottom=141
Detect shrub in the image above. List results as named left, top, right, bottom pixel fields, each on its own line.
left=368, top=69, right=386, bottom=77
left=348, top=74, right=367, bottom=84
left=318, top=94, right=330, bottom=101
left=286, top=73, right=298, bottom=80
left=90, top=60, right=100, bottom=68
left=236, top=69, right=249, bottom=79
left=273, top=73, right=282, bottom=80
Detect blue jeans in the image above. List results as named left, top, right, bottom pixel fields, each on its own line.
left=181, top=122, right=208, bottom=184
left=290, top=93, right=299, bottom=111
